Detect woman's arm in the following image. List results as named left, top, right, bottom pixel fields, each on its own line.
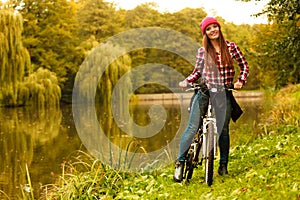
left=231, top=42, right=249, bottom=85
left=179, top=47, right=204, bottom=87
left=186, top=47, right=205, bottom=83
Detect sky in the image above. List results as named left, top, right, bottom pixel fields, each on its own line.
left=108, top=0, right=269, bottom=25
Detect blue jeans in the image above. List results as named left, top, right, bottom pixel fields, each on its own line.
left=177, top=90, right=232, bottom=166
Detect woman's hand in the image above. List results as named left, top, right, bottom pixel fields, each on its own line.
left=179, top=80, right=188, bottom=88
left=234, top=81, right=243, bottom=90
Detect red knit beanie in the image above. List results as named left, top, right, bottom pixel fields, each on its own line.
left=200, top=17, right=221, bottom=35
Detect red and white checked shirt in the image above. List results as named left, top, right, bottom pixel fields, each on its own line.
left=186, top=41, right=249, bottom=88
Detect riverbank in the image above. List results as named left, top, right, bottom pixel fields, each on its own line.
left=136, top=91, right=264, bottom=104
left=41, top=85, right=300, bottom=199
left=42, top=129, right=299, bottom=199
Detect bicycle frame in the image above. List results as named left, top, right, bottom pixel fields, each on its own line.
left=183, top=84, right=218, bottom=186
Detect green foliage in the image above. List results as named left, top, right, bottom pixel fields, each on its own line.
left=0, top=10, right=31, bottom=106
left=2, top=0, right=299, bottom=102
left=11, top=0, right=84, bottom=88
left=242, top=0, right=300, bottom=89
left=123, top=3, right=162, bottom=28
left=74, top=41, right=132, bottom=110
left=161, top=8, right=206, bottom=42
left=21, top=68, right=61, bottom=109
left=250, top=22, right=299, bottom=89
left=126, top=8, right=206, bottom=94
left=265, top=84, right=300, bottom=127
left=77, top=0, right=122, bottom=43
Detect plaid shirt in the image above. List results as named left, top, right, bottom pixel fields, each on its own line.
left=186, top=41, right=249, bottom=88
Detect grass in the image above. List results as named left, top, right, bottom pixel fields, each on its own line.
left=41, top=84, right=300, bottom=199
left=41, top=131, right=299, bottom=199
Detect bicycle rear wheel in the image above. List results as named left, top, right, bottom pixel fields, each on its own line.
left=204, top=121, right=214, bottom=186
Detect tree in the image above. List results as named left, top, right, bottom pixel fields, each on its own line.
left=10, top=0, right=84, bottom=93
left=20, top=68, right=61, bottom=108
left=0, top=9, right=61, bottom=108
left=77, top=0, right=122, bottom=44
left=123, top=3, right=162, bottom=28
left=0, top=10, right=30, bottom=106
left=74, top=42, right=132, bottom=115
left=162, top=8, right=206, bottom=42
left=238, top=0, right=300, bottom=88
left=261, top=0, right=300, bottom=87
left=122, top=7, right=207, bottom=94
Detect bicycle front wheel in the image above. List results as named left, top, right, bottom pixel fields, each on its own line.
left=204, top=121, right=214, bottom=186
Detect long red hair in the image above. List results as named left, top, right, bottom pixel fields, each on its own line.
left=202, top=30, right=233, bottom=67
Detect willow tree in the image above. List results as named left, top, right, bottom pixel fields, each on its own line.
left=74, top=41, right=132, bottom=117
left=21, top=68, right=61, bottom=109
left=0, top=10, right=30, bottom=106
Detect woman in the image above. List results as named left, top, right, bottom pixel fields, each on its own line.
left=174, top=16, right=249, bottom=182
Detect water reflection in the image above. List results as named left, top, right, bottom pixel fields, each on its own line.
left=99, top=103, right=183, bottom=152
left=0, top=106, right=81, bottom=199
left=73, top=102, right=186, bottom=172
left=0, top=98, right=262, bottom=199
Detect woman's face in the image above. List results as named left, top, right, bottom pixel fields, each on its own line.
left=205, top=24, right=220, bottom=40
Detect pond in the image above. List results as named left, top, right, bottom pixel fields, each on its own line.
left=0, top=95, right=263, bottom=199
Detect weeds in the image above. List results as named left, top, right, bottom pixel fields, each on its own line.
left=41, top=84, right=300, bottom=199
left=41, top=150, right=168, bottom=199
left=0, top=190, right=10, bottom=200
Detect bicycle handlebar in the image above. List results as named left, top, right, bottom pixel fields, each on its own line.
left=185, top=83, right=236, bottom=92
left=185, top=83, right=201, bottom=92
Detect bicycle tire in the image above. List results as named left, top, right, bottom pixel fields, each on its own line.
left=204, top=121, right=214, bottom=186
left=185, top=152, right=194, bottom=181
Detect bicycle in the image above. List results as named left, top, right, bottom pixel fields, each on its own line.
left=183, top=83, right=234, bottom=186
